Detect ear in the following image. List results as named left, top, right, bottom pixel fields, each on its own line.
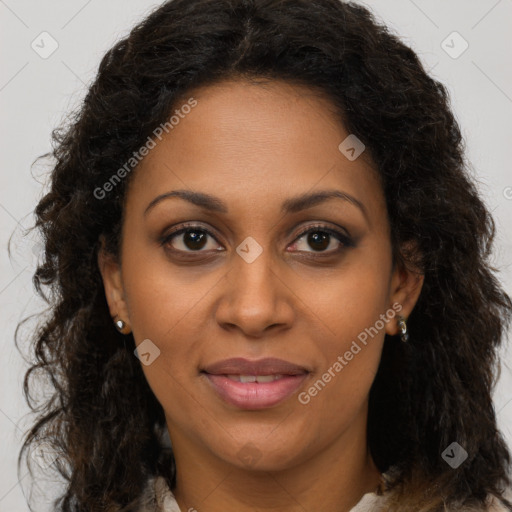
left=97, top=235, right=131, bottom=333
left=385, top=241, right=425, bottom=336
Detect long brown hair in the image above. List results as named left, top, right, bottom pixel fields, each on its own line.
left=17, top=0, right=512, bottom=510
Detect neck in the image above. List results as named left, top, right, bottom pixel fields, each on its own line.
left=169, top=409, right=382, bottom=512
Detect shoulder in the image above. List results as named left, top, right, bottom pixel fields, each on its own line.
left=486, top=489, right=512, bottom=512
left=139, top=475, right=512, bottom=512
left=136, top=475, right=181, bottom=512
left=377, top=468, right=512, bottom=511
left=361, top=488, right=512, bottom=512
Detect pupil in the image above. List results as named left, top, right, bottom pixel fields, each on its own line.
left=308, top=232, right=329, bottom=251
left=184, top=230, right=207, bottom=250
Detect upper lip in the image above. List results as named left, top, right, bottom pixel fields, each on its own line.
left=202, top=357, right=309, bottom=376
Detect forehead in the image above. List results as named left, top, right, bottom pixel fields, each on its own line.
left=125, top=79, right=385, bottom=222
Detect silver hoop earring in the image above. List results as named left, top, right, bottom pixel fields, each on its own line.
left=397, top=315, right=409, bottom=343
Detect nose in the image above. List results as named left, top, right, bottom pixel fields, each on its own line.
left=214, top=246, right=295, bottom=338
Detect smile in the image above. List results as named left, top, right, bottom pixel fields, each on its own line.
left=201, top=357, right=311, bottom=409
left=202, top=372, right=308, bottom=409
left=226, top=374, right=284, bottom=383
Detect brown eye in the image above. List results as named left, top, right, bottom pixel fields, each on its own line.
left=161, top=225, right=222, bottom=253
left=305, top=231, right=330, bottom=251
left=291, top=225, right=354, bottom=254
left=180, top=229, right=208, bottom=250
left=160, top=222, right=354, bottom=259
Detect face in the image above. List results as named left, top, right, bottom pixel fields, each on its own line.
left=99, top=79, right=423, bottom=474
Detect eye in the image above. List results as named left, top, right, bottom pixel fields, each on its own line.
left=160, top=223, right=222, bottom=253
left=160, top=222, right=354, bottom=257
left=290, top=224, right=354, bottom=254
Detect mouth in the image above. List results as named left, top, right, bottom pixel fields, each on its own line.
left=201, top=357, right=310, bottom=410
left=223, top=374, right=287, bottom=383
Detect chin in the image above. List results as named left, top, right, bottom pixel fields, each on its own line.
left=212, top=436, right=304, bottom=472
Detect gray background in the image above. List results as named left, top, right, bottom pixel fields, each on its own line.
left=1, top=0, right=511, bottom=510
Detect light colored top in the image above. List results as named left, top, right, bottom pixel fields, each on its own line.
left=137, top=474, right=512, bottom=511
left=145, top=476, right=385, bottom=511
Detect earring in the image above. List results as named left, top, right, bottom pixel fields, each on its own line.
left=114, top=316, right=130, bottom=334
left=397, top=315, right=409, bottom=343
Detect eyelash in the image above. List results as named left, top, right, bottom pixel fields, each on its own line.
left=159, top=222, right=354, bottom=258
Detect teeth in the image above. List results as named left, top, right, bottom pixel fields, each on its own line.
left=239, top=375, right=256, bottom=383
left=253, top=374, right=278, bottom=383
left=226, top=374, right=284, bottom=383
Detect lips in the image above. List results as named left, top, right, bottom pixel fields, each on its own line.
left=201, top=357, right=310, bottom=410
left=202, top=357, right=309, bottom=376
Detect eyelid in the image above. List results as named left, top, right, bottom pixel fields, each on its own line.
left=293, top=223, right=352, bottom=243
left=159, top=221, right=221, bottom=245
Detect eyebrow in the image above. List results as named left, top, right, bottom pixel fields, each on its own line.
left=144, top=188, right=368, bottom=221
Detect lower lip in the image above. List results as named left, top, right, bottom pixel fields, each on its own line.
left=203, top=373, right=308, bottom=410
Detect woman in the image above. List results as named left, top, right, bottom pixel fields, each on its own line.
left=18, top=0, right=512, bottom=510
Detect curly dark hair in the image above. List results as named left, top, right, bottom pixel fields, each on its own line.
left=16, top=0, right=512, bottom=510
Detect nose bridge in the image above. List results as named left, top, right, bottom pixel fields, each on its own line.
left=232, top=234, right=279, bottom=305
left=215, top=234, right=294, bottom=335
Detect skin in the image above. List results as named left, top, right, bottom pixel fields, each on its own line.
left=98, top=79, right=424, bottom=512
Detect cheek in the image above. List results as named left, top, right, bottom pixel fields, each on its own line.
left=298, top=249, right=392, bottom=344
left=122, top=245, right=220, bottom=342
left=120, top=256, right=211, bottom=401
left=294, top=339, right=382, bottom=460
left=127, top=280, right=210, bottom=435
left=295, top=251, right=391, bottom=411
left=126, top=279, right=211, bottom=398
left=297, top=276, right=388, bottom=436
